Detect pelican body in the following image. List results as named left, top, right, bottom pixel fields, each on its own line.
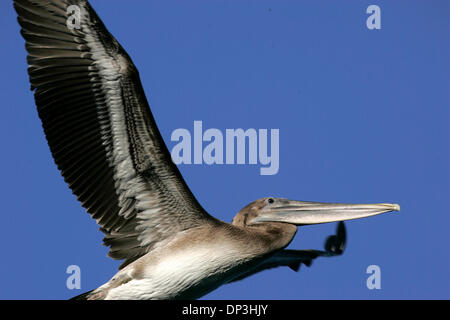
left=14, top=0, right=400, bottom=300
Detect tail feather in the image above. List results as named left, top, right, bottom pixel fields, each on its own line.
left=70, top=289, right=95, bottom=300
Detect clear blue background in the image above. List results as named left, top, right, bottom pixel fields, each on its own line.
left=0, top=0, right=448, bottom=299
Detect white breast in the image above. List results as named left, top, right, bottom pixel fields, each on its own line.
left=105, top=242, right=255, bottom=300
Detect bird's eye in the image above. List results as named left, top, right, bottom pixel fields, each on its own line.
left=267, top=198, right=274, bottom=204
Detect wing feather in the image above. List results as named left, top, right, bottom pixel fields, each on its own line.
left=15, top=0, right=213, bottom=269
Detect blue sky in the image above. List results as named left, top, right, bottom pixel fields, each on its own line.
left=0, top=0, right=448, bottom=299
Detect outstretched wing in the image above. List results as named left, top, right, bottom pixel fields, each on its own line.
left=14, top=0, right=214, bottom=269
left=228, top=222, right=346, bottom=283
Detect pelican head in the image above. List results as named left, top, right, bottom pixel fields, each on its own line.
left=233, top=197, right=400, bottom=227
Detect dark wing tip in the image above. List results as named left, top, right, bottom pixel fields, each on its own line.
left=324, top=221, right=346, bottom=255
left=288, top=262, right=301, bottom=272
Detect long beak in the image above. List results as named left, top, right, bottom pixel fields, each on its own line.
left=253, top=200, right=400, bottom=225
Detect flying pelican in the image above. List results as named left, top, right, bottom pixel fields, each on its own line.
left=14, top=0, right=400, bottom=300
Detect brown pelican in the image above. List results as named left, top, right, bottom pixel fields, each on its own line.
left=14, top=0, right=400, bottom=300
